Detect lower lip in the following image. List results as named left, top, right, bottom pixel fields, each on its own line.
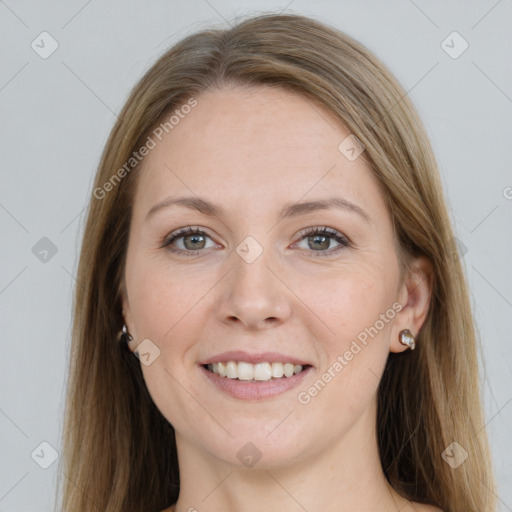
left=200, top=365, right=313, bottom=401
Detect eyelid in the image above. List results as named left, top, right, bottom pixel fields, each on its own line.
left=291, top=226, right=351, bottom=256
left=161, top=226, right=219, bottom=250
left=162, top=225, right=351, bottom=256
left=294, top=226, right=351, bottom=245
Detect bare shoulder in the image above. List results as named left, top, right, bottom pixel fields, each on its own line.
left=158, top=503, right=442, bottom=512
left=161, top=502, right=441, bottom=512
left=158, top=504, right=442, bottom=512
left=412, top=503, right=444, bottom=512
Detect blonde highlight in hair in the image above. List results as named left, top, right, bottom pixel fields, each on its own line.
left=56, top=13, right=496, bottom=512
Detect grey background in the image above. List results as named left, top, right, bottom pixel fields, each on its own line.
left=0, top=0, right=511, bottom=510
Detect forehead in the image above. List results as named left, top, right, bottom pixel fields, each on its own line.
left=132, top=85, right=385, bottom=221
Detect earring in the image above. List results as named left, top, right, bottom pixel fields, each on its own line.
left=117, top=324, right=133, bottom=343
left=399, top=329, right=416, bottom=350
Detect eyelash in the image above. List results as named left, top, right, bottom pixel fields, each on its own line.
left=161, top=226, right=351, bottom=258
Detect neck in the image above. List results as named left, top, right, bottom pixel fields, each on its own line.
left=172, top=399, right=410, bottom=512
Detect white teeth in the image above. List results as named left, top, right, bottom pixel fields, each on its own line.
left=207, top=361, right=305, bottom=380
left=271, top=362, right=284, bottom=378
left=237, top=362, right=254, bottom=381
left=283, top=363, right=294, bottom=377
left=226, top=361, right=237, bottom=379
left=254, top=362, right=272, bottom=381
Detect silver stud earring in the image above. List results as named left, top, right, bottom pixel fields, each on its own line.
left=117, top=324, right=133, bottom=343
left=399, top=329, right=416, bottom=350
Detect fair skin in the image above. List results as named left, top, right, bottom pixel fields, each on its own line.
left=122, top=85, right=441, bottom=512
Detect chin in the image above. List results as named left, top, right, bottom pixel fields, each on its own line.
left=200, top=427, right=314, bottom=471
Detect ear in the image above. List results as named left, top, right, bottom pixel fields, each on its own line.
left=120, top=279, right=137, bottom=352
left=390, top=255, right=434, bottom=353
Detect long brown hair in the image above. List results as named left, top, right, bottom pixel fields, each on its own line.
left=56, top=12, right=496, bottom=512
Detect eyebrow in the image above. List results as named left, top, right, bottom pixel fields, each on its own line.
left=145, top=195, right=372, bottom=224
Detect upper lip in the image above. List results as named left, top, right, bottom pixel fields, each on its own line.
left=200, top=350, right=312, bottom=367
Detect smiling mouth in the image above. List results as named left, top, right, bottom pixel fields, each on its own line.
left=203, top=361, right=312, bottom=381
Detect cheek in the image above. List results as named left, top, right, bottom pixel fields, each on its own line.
left=294, top=266, right=397, bottom=408
left=127, top=258, right=202, bottom=340
left=126, top=262, right=210, bottom=427
left=299, top=263, right=397, bottom=348
left=293, top=275, right=393, bottom=432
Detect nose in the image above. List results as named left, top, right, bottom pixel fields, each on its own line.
left=217, top=242, right=292, bottom=331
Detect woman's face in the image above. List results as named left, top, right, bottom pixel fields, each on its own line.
left=122, top=85, right=418, bottom=468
